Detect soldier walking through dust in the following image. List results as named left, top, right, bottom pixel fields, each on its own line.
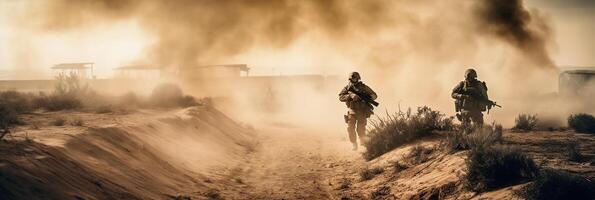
left=452, top=68, right=499, bottom=128
left=339, top=72, right=378, bottom=151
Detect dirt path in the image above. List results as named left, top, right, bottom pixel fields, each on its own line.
left=228, top=126, right=364, bottom=199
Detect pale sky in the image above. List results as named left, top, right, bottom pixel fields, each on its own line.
left=0, top=0, right=593, bottom=79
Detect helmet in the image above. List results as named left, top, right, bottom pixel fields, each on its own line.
left=464, top=68, right=477, bottom=80
left=349, top=72, right=361, bottom=82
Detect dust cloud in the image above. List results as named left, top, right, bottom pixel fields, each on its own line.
left=14, top=0, right=584, bottom=127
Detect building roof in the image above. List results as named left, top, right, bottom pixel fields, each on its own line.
left=560, top=67, right=595, bottom=74
left=193, top=64, right=250, bottom=72
left=51, top=62, right=94, bottom=69
left=114, top=65, right=161, bottom=70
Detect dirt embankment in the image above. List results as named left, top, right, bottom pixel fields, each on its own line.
left=0, top=106, right=256, bottom=200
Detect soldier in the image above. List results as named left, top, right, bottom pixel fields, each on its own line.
left=339, top=72, right=378, bottom=151
left=452, top=68, right=497, bottom=128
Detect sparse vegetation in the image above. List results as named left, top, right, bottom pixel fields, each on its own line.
left=466, top=145, right=538, bottom=192
left=405, top=145, right=434, bottom=165
left=0, top=102, right=19, bottom=139
left=519, top=169, right=595, bottom=200
left=392, top=161, right=409, bottom=172
left=71, top=118, right=84, bottom=126
left=443, top=123, right=502, bottom=153
left=51, top=118, right=66, bottom=126
left=513, top=114, right=538, bottom=132
left=364, top=106, right=454, bottom=160
left=567, top=113, right=595, bottom=134
left=205, top=189, right=222, bottom=200
left=0, top=90, right=33, bottom=113
left=567, top=142, right=584, bottom=162
left=95, top=105, right=113, bottom=114
left=360, top=167, right=384, bottom=181
left=370, top=186, right=391, bottom=199
left=149, top=83, right=199, bottom=108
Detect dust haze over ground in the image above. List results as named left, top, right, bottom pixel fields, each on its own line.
left=2, top=1, right=595, bottom=199
left=11, top=0, right=579, bottom=126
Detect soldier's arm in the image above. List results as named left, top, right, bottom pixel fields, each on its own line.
left=451, top=82, right=465, bottom=99
left=339, top=86, right=352, bottom=102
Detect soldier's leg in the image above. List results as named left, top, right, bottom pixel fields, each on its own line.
left=471, top=111, right=484, bottom=127
left=347, top=114, right=357, bottom=145
left=356, top=115, right=368, bottom=144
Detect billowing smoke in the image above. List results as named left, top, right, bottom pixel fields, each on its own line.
left=20, top=0, right=565, bottom=127
left=473, top=0, right=554, bottom=68
left=34, top=0, right=393, bottom=69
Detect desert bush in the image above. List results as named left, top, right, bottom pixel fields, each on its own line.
left=406, top=145, right=434, bottom=165
left=567, top=113, right=595, bottom=134
left=567, top=142, right=584, bottom=162
left=51, top=118, right=66, bottom=126
left=0, top=102, right=20, bottom=139
left=71, top=118, right=84, bottom=126
left=54, top=73, right=89, bottom=97
left=519, top=169, right=595, bottom=200
left=364, top=106, right=454, bottom=160
left=149, top=83, right=198, bottom=108
left=443, top=123, right=502, bottom=153
left=0, top=90, right=33, bottom=113
left=360, top=167, right=384, bottom=181
left=95, top=105, right=113, bottom=114
left=33, top=93, right=82, bottom=111
left=370, top=186, right=391, bottom=199
left=392, top=161, right=409, bottom=172
left=466, top=145, right=538, bottom=192
left=513, top=114, right=538, bottom=132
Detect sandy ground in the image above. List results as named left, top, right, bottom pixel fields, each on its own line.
left=1, top=108, right=594, bottom=199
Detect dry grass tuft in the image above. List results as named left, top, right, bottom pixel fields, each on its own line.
left=513, top=114, right=538, bottom=132
left=364, top=106, right=454, bottom=160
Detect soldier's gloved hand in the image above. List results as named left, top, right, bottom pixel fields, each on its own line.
left=350, top=93, right=361, bottom=101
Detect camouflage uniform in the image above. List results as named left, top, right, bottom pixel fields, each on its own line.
left=339, top=72, right=377, bottom=149
left=452, top=69, right=489, bottom=127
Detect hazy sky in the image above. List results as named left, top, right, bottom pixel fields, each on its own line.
left=0, top=0, right=593, bottom=79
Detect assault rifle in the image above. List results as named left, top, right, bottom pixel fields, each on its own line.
left=348, top=84, right=379, bottom=107
left=484, top=99, right=501, bottom=114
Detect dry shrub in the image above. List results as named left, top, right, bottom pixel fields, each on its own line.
left=567, top=142, right=584, bottom=162
left=0, top=102, right=20, bottom=139
left=405, top=145, right=434, bottom=165
left=443, top=123, right=502, bottom=153
left=33, top=93, right=82, bottom=111
left=567, top=113, right=595, bottom=134
left=71, top=118, right=84, bottom=126
left=51, top=118, right=66, bottom=126
left=370, top=186, right=391, bottom=199
left=519, top=169, right=595, bottom=200
left=392, top=161, right=409, bottom=172
left=364, top=106, right=454, bottom=160
left=0, top=90, right=33, bottom=113
left=466, top=145, right=538, bottom=192
left=360, top=167, right=384, bottom=181
left=513, top=114, right=538, bottom=132
left=149, top=83, right=199, bottom=108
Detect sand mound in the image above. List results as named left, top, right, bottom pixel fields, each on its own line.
left=0, top=106, right=255, bottom=199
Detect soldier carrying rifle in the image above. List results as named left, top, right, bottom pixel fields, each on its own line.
left=452, top=68, right=500, bottom=128
left=339, top=72, right=378, bottom=151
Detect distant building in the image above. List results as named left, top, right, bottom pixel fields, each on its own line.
left=559, top=67, right=595, bottom=97
left=114, top=65, right=161, bottom=80
left=181, top=64, right=250, bottom=79
left=51, top=62, right=94, bottom=79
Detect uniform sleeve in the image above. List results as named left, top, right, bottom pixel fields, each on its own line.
left=451, top=81, right=464, bottom=99
left=339, top=86, right=351, bottom=102
left=363, top=84, right=377, bottom=100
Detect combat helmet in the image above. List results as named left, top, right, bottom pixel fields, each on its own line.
left=349, top=72, right=361, bottom=82
left=464, top=68, right=477, bottom=80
